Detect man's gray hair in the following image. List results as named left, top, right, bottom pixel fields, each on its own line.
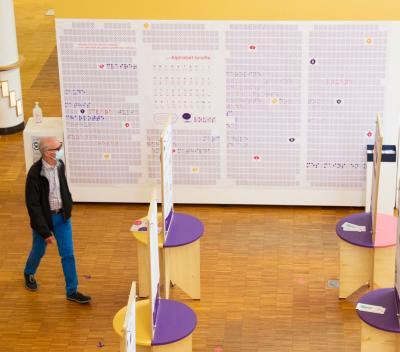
left=39, top=137, right=52, bottom=155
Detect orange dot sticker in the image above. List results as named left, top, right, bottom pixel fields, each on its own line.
left=103, top=152, right=111, bottom=160
left=366, top=37, right=373, bottom=45
left=144, top=23, right=150, bottom=29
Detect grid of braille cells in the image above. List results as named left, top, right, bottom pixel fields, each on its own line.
left=142, top=23, right=218, bottom=50
left=307, top=24, right=387, bottom=188
left=225, top=24, right=302, bottom=186
left=152, top=64, right=212, bottom=112
left=57, top=20, right=393, bottom=198
left=142, top=22, right=221, bottom=186
left=146, top=129, right=221, bottom=185
left=58, top=21, right=142, bottom=184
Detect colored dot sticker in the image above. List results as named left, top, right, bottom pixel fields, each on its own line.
left=144, top=23, right=149, bottom=29
left=249, top=44, right=256, bottom=50
left=252, top=155, right=261, bottom=161
left=98, top=64, right=104, bottom=69
left=367, top=131, right=373, bottom=138
left=366, top=37, right=373, bottom=45
left=103, top=153, right=111, bottom=160
left=271, top=97, right=278, bottom=105
left=191, top=167, right=200, bottom=174
left=310, top=58, right=316, bottom=65
left=182, top=113, right=191, bottom=120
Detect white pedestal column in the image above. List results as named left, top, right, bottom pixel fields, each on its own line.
left=0, top=0, right=24, bottom=134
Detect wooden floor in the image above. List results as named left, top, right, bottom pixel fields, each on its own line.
left=0, top=1, right=363, bottom=351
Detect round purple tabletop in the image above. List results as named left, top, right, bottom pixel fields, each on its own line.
left=164, top=212, right=204, bottom=248
left=152, top=298, right=197, bottom=345
left=357, top=288, right=400, bottom=333
left=336, top=212, right=373, bottom=248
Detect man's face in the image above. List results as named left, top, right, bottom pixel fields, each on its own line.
left=43, top=138, right=62, bottom=162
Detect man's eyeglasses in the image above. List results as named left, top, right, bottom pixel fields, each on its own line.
left=47, top=142, right=63, bottom=152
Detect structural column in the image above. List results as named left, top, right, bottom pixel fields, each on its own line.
left=0, top=0, right=24, bottom=134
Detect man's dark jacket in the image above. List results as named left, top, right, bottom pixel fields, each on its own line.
left=25, top=159, right=73, bottom=239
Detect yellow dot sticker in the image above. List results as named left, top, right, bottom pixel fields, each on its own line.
left=271, top=97, right=279, bottom=105
left=191, top=167, right=200, bottom=174
left=144, top=23, right=150, bottom=29
left=103, top=152, right=111, bottom=160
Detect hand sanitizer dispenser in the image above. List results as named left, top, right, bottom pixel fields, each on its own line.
left=33, top=102, right=43, bottom=123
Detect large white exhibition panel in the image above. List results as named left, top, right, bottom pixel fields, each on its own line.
left=55, top=20, right=400, bottom=205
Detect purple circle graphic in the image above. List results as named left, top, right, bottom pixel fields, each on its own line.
left=336, top=99, right=342, bottom=104
left=310, top=59, right=316, bottom=65
left=182, top=113, right=191, bottom=120
left=289, top=138, right=295, bottom=142
left=80, top=109, right=85, bottom=114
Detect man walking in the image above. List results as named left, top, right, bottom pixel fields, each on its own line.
left=24, top=137, right=91, bottom=304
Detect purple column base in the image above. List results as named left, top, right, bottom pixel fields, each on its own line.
left=357, top=288, right=400, bottom=333
left=336, top=212, right=373, bottom=248
left=164, top=212, right=204, bottom=248
left=152, top=299, right=197, bottom=346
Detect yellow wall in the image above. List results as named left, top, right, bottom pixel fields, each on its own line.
left=54, top=0, right=400, bottom=20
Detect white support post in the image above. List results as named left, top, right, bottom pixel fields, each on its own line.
left=0, top=0, right=24, bottom=134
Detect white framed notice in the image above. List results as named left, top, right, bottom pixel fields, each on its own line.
left=9, top=90, right=16, bottom=107
left=122, top=281, right=136, bottom=352
left=395, top=179, right=400, bottom=323
left=1, top=81, right=9, bottom=97
left=16, top=99, right=23, bottom=116
left=160, top=119, right=174, bottom=242
left=370, top=114, right=383, bottom=243
left=148, top=189, right=160, bottom=338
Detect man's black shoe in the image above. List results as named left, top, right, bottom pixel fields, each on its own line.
left=67, top=291, right=91, bottom=304
left=24, top=274, right=38, bottom=291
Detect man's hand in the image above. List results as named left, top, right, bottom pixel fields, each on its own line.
left=45, top=235, right=56, bottom=245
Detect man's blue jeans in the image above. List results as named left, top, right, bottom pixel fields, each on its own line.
left=24, top=214, right=78, bottom=295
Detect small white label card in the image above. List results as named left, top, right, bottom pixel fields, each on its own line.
left=341, top=222, right=366, bottom=232
left=356, top=303, right=386, bottom=314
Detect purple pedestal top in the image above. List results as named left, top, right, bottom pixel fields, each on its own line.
left=357, top=288, right=400, bottom=333
left=336, top=212, right=397, bottom=248
left=336, top=212, right=373, bottom=248
left=152, top=298, right=197, bottom=346
left=164, top=212, right=204, bottom=248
